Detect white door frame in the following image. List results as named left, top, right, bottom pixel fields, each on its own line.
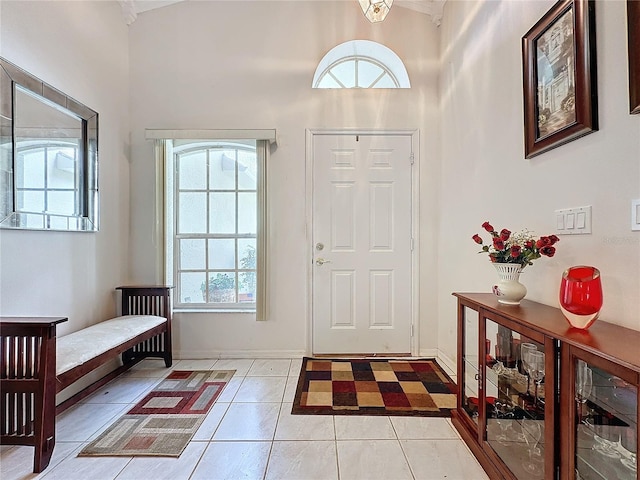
left=305, top=129, right=420, bottom=356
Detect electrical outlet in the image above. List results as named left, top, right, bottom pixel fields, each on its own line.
left=555, top=206, right=592, bottom=235
left=632, top=199, right=640, bottom=231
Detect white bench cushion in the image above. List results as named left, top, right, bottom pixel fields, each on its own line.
left=56, top=315, right=166, bottom=376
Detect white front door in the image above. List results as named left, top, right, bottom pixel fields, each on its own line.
left=312, top=133, right=414, bottom=355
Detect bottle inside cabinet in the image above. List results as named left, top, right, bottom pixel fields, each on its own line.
left=574, top=360, right=637, bottom=480
left=485, top=319, right=547, bottom=480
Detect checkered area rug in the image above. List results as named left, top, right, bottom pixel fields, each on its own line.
left=79, top=370, right=234, bottom=457
left=291, top=358, right=456, bottom=417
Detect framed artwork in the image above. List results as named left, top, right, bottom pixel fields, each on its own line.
left=629, top=0, right=640, bottom=114
left=522, top=0, right=598, bottom=158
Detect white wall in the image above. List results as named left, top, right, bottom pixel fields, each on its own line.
left=6, top=0, right=632, bottom=367
left=128, top=1, right=441, bottom=357
left=0, top=1, right=131, bottom=335
left=437, top=0, right=640, bottom=363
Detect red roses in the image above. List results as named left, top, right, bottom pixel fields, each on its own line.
left=536, top=235, right=559, bottom=257
left=472, top=222, right=560, bottom=268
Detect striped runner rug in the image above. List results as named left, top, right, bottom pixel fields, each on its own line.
left=79, top=370, right=234, bottom=457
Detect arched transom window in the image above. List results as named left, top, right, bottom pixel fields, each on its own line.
left=313, top=40, right=410, bottom=89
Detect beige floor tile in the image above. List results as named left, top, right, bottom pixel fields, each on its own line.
left=266, top=441, right=338, bottom=480
left=122, top=359, right=172, bottom=378
left=213, top=402, right=280, bottom=440
left=288, top=358, right=303, bottom=376
left=216, top=376, right=243, bottom=403
left=172, top=359, right=218, bottom=370
left=114, top=442, right=207, bottom=480
left=334, top=415, right=396, bottom=440
left=337, top=439, right=413, bottom=480
left=247, top=359, right=291, bottom=376
left=283, top=376, right=299, bottom=403
left=0, top=442, right=80, bottom=480
left=275, top=403, right=335, bottom=441
left=390, top=416, right=460, bottom=440
left=80, top=377, right=160, bottom=405
left=401, top=439, right=490, bottom=479
left=192, top=402, right=231, bottom=441
left=57, top=403, right=130, bottom=442
left=446, top=418, right=463, bottom=439
left=233, top=376, right=287, bottom=403
left=191, top=441, right=271, bottom=480
left=212, top=358, right=255, bottom=376
left=39, top=444, right=131, bottom=480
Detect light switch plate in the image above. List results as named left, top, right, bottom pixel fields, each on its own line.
left=632, top=199, right=640, bottom=231
left=555, top=206, right=592, bottom=235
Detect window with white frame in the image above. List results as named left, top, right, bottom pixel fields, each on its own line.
left=15, top=141, right=81, bottom=218
left=312, top=40, right=411, bottom=89
left=164, top=139, right=265, bottom=312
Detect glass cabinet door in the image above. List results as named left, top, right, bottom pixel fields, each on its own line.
left=484, top=317, right=549, bottom=479
left=461, top=306, right=480, bottom=424
left=572, top=356, right=637, bottom=480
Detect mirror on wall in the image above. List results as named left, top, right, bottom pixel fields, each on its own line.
left=0, top=57, right=98, bottom=231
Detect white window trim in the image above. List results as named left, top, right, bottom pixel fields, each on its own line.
left=153, top=134, right=271, bottom=320
left=317, top=56, right=399, bottom=88
left=312, top=40, right=410, bottom=89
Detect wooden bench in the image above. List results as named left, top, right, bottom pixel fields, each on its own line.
left=0, top=286, right=173, bottom=473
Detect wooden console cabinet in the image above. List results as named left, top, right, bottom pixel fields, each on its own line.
left=452, top=293, right=639, bottom=480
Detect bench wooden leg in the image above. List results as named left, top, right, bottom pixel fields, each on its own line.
left=34, top=324, right=57, bottom=473
left=122, top=348, right=135, bottom=365
left=163, top=324, right=172, bottom=367
left=118, top=286, right=173, bottom=369
left=33, top=418, right=55, bottom=473
left=1, top=320, right=60, bottom=474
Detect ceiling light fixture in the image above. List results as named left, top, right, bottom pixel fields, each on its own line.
left=358, top=0, right=393, bottom=23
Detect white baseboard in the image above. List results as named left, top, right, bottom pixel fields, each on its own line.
left=418, top=348, right=456, bottom=378
left=418, top=348, right=439, bottom=358
left=436, top=349, right=457, bottom=378
left=175, top=349, right=307, bottom=359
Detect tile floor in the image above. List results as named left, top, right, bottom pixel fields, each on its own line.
left=0, top=358, right=489, bottom=480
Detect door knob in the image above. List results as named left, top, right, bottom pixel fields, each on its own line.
left=315, top=258, right=332, bottom=266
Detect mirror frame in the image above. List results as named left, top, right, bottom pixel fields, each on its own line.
left=0, top=57, right=99, bottom=231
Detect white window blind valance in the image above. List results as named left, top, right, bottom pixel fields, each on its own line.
left=146, top=129, right=277, bottom=145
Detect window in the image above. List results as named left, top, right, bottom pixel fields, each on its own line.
left=162, top=139, right=268, bottom=315
left=15, top=140, right=82, bottom=229
left=312, top=40, right=411, bottom=89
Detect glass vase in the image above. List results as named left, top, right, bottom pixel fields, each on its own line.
left=559, top=266, right=603, bottom=329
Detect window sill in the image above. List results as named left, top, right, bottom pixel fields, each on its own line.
left=174, top=308, right=256, bottom=314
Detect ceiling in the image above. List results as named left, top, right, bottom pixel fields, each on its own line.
left=119, top=0, right=446, bottom=26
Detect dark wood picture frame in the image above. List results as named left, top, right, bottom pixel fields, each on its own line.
left=629, top=0, right=640, bottom=114
left=522, top=0, right=598, bottom=158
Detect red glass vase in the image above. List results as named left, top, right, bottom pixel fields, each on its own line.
left=559, top=266, right=603, bottom=329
